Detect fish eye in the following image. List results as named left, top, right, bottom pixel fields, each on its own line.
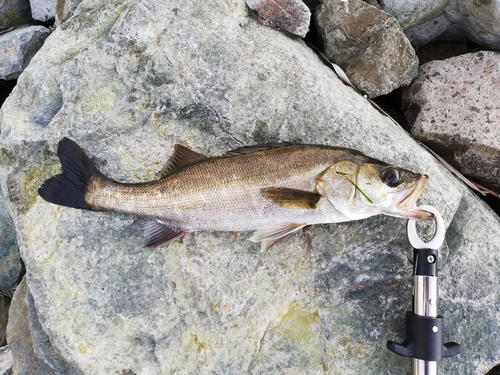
left=381, top=167, right=401, bottom=187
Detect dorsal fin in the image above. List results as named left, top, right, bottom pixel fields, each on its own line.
left=224, top=142, right=295, bottom=156
left=158, top=144, right=208, bottom=178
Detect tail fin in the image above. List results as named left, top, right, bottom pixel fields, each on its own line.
left=38, top=138, right=104, bottom=210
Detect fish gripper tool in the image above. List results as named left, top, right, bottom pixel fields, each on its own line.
left=387, top=205, right=461, bottom=375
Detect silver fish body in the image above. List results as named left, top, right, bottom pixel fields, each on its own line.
left=39, top=139, right=432, bottom=248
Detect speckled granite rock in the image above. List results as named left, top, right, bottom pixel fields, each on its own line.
left=315, top=0, right=419, bottom=98
left=403, top=51, right=500, bottom=191
left=0, top=0, right=499, bottom=374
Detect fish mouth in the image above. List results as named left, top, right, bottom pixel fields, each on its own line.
left=383, top=175, right=434, bottom=220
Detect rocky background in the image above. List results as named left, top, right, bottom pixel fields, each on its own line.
left=0, top=0, right=500, bottom=374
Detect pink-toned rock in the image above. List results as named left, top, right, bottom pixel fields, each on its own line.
left=403, top=51, right=500, bottom=190
left=245, top=0, right=311, bottom=37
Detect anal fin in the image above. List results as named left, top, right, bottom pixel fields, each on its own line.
left=261, top=187, right=321, bottom=209
left=143, top=220, right=185, bottom=248
left=250, top=223, right=306, bottom=251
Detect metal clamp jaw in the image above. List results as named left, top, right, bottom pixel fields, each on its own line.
left=387, top=205, right=461, bottom=374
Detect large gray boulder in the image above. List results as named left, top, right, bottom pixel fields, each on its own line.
left=0, top=0, right=499, bottom=374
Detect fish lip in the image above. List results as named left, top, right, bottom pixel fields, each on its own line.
left=383, top=175, right=434, bottom=220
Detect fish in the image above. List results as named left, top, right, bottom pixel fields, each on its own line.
left=38, top=138, right=433, bottom=250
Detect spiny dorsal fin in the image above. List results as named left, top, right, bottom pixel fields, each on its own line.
left=261, top=187, right=321, bottom=209
left=224, top=142, right=295, bottom=156
left=158, top=144, right=208, bottom=178
left=143, top=220, right=185, bottom=247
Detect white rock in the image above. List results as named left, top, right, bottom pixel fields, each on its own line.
left=30, top=0, right=56, bottom=22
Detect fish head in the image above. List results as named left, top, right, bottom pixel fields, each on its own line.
left=317, top=159, right=433, bottom=221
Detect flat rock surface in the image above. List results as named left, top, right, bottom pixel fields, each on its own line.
left=0, top=0, right=499, bottom=374
left=403, top=51, right=500, bottom=191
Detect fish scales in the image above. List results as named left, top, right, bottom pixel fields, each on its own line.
left=38, top=138, right=432, bottom=248
left=85, top=146, right=357, bottom=231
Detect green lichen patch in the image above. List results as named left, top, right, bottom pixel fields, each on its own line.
left=0, top=148, right=16, bottom=165
left=78, top=342, right=94, bottom=354
left=20, top=165, right=61, bottom=213
left=84, top=85, right=118, bottom=113
left=278, top=306, right=320, bottom=345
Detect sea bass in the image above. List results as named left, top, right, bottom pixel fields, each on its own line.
left=38, top=138, right=433, bottom=249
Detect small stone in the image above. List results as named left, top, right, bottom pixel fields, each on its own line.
left=245, top=0, right=311, bottom=37
left=0, top=25, right=51, bottom=80
left=0, top=345, right=14, bottom=374
left=55, top=0, right=83, bottom=27
left=0, top=0, right=32, bottom=28
left=403, top=51, right=500, bottom=191
left=405, top=0, right=500, bottom=51
left=315, top=0, right=419, bottom=98
left=458, top=0, right=500, bottom=50
left=380, top=0, right=448, bottom=30
left=29, top=0, right=55, bottom=22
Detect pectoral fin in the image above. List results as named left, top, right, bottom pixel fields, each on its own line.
left=250, top=223, right=306, bottom=251
left=143, top=220, right=185, bottom=247
left=261, top=187, right=321, bottom=209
